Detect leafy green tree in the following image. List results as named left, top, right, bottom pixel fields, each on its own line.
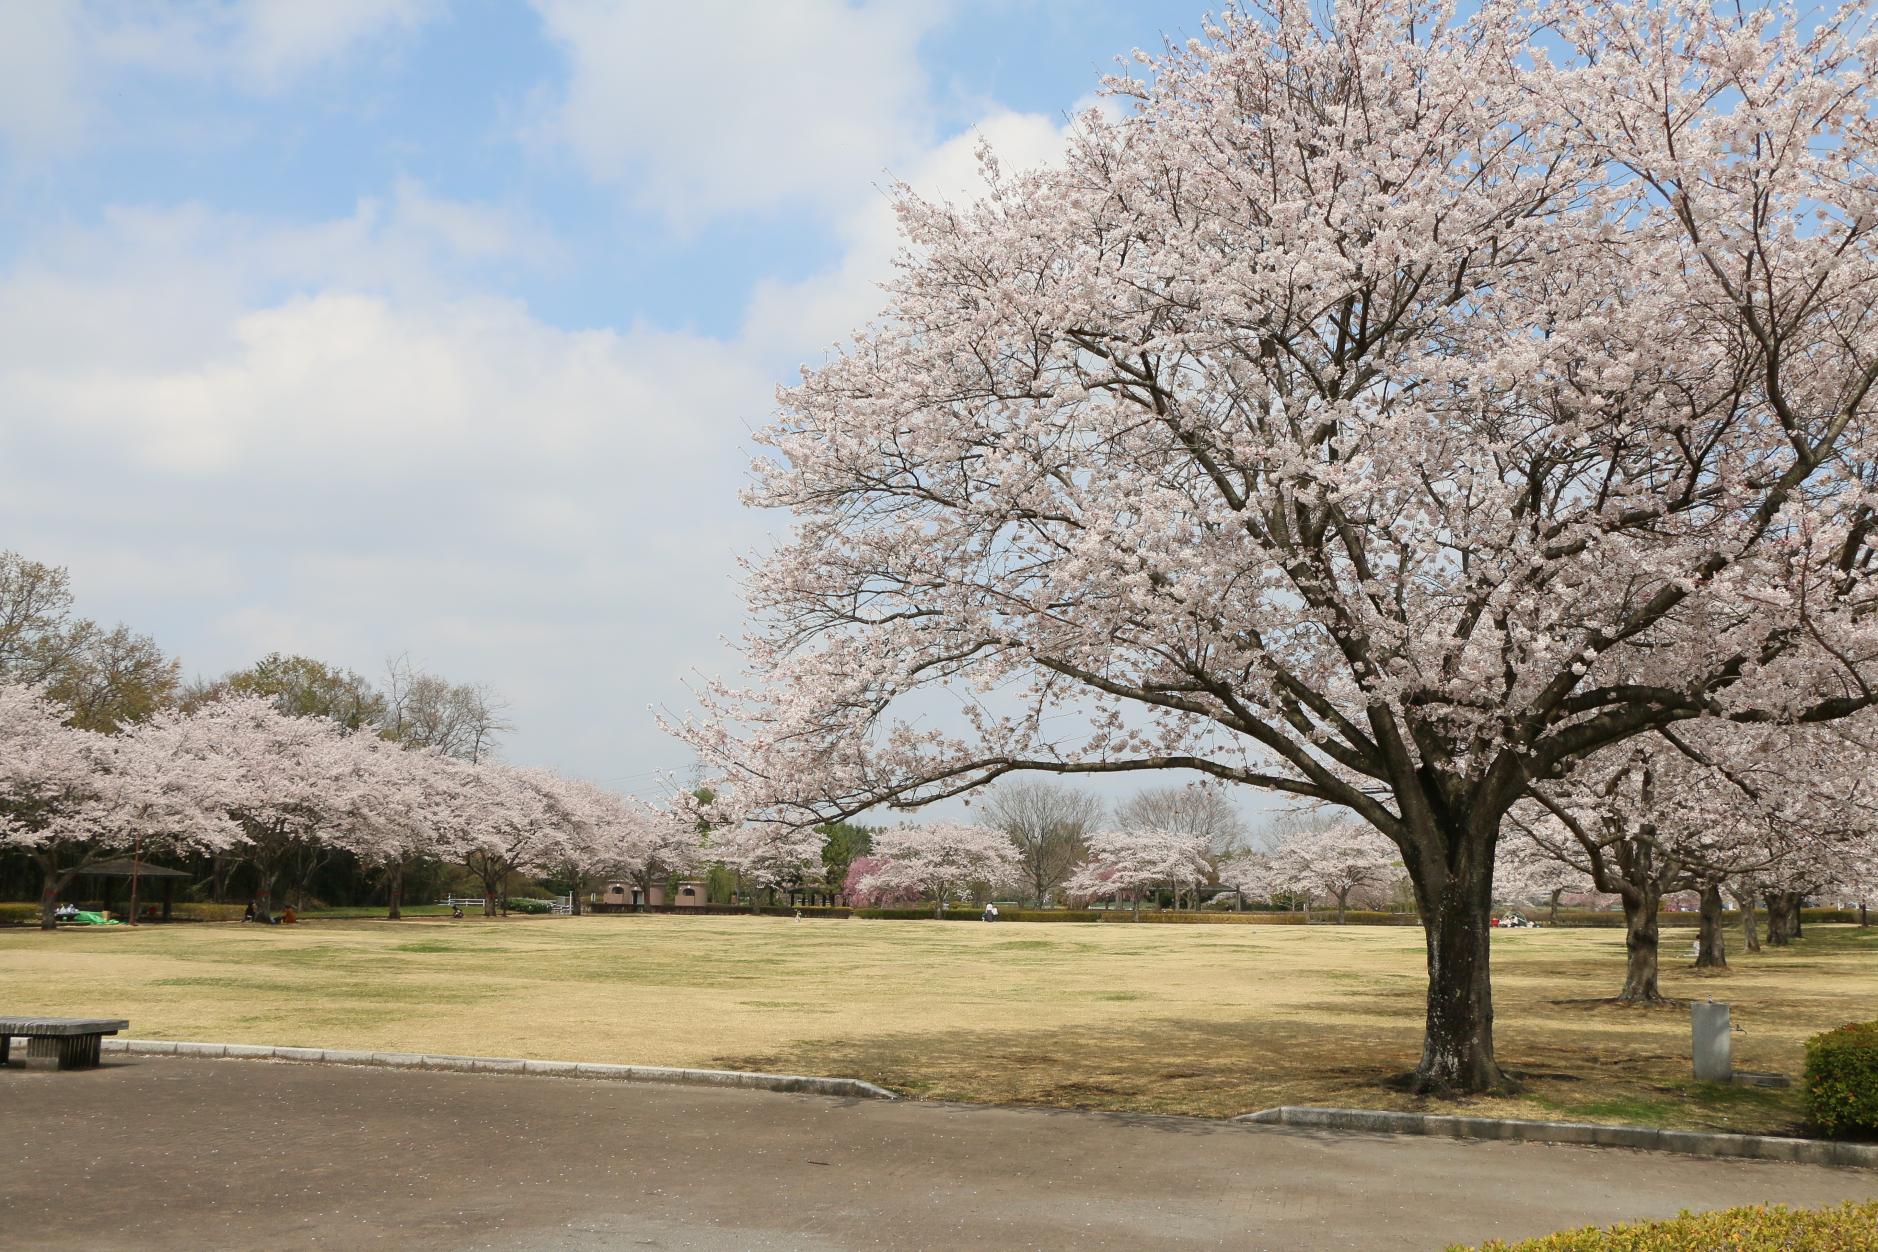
left=0, top=550, right=178, bottom=731
left=215, top=653, right=388, bottom=730
left=818, top=821, right=875, bottom=900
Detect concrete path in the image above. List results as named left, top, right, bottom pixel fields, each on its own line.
left=1, top=1057, right=1871, bottom=1250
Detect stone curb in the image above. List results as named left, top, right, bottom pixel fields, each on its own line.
left=1233, top=1105, right=1878, bottom=1168
left=93, top=1038, right=897, bottom=1101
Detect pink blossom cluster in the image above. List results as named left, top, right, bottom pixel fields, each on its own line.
left=1, top=682, right=693, bottom=925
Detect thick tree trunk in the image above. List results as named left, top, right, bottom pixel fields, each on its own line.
left=248, top=831, right=285, bottom=923
left=386, top=861, right=403, bottom=921
left=1862, top=901, right=1869, bottom=927
left=1405, top=846, right=1506, bottom=1094
left=1788, top=893, right=1804, bottom=938
left=1617, top=885, right=1665, bottom=1003
left=38, top=874, right=58, bottom=931
left=1548, top=888, right=1563, bottom=927
left=1733, top=888, right=1761, bottom=953
left=1335, top=889, right=1351, bottom=925
left=1765, top=892, right=1794, bottom=946
left=1695, top=884, right=1727, bottom=970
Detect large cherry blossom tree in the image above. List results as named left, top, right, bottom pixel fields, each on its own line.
left=330, top=737, right=477, bottom=920
left=1, top=683, right=107, bottom=928
left=855, top=823, right=1021, bottom=917
left=676, top=0, right=1878, bottom=1091
left=186, top=695, right=365, bottom=921
left=1064, top=828, right=1214, bottom=917
left=83, top=706, right=245, bottom=925
left=1263, top=821, right=1402, bottom=924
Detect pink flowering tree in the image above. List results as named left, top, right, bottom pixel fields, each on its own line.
left=1494, top=831, right=1590, bottom=927
left=700, top=818, right=825, bottom=907
left=1, top=684, right=246, bottom=927
left=82, top=705, right=246, bottom=924
left=459, top=764, right=571, bottom=915
left=1065, top=828, right=1212, bottom=918
left=1, top=684, right=107, bottom=928
left=674, top=1, right=1878, bottom=1092
left=855, top=823, right=1021, bottom=917
left=1214, top=852, right=1275, bottom=912
left=842, top=854, right=921, bottom=908
left=331, top=737, right=476, bottom=919
left=185, top=695, right=365, bottom=921
left=1264, top=822, right=1402, bottom=924
left=1514, top=719, right=1868, bottom=1001
left=546, top=783, right=698, bottom=915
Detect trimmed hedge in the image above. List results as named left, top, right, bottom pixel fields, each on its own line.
left=1453, top=1201, right=1878, bottom=1250
left=1805, top=1021, right=1878, bottom=1140
left=1544, top=907, right=1861, bottom=929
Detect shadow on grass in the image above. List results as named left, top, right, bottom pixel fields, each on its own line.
left=717, top=1012, right=1810, bottom=1134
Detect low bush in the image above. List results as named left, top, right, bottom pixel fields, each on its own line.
left=1452, top=1200, right=1878, bottom=1250
left=504, top=898, right=553, bottom=915
left=1804, top=1021, right=1878, bottom=1140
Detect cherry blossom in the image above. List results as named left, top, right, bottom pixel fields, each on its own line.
left=1261, top=822, right=1402, bottom=924
left=1065, top=828, right=1212, bottom=918
left=673, top=0, right=1878, bottom=1091
left=855, top=823, right=1021, bottom=917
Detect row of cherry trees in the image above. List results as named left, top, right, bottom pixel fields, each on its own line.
left=0, top=683, right=692, bottom=929
left=1496, top=717, right=1878, bottom=1003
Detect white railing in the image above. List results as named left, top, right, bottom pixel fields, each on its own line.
left=437, top=894, right=574, bottom=914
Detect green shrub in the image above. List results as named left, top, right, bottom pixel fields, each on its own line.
left=1452, top=1201, right=1878, bottom=1250
left=1805, top=1021, right=1878, bottom=1140
left=504, top=897, right=552, bottom=915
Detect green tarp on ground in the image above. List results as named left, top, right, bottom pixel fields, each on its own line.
left=63, top=911, right=121, bottom=926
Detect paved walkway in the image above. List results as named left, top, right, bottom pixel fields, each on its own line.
left=2, top=1058, right=1872, bottom=1249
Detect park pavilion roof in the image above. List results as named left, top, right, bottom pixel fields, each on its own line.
left=77, top=859, right=193, bottom=879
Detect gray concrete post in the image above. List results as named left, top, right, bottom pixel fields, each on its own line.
left=1692, top=1000, right=1733, bottom=1082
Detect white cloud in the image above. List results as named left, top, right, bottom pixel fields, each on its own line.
left=0, top=4, right=87, bottom=152
left=0, top=194, right=765, bottom=787
left=529, top=0, right=950, bottom=221
left=0, top=17, right=1107, bottom=786
left=740, top=107, right=1088, bottom=358
left=93, top=0, right=443, bottom=90
left=216, top=0, right=443, bottom=90
left=0, top=1, right=444, bottom=156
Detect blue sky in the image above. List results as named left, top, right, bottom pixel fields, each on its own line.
left=0, top=0, right=1226, bottom=804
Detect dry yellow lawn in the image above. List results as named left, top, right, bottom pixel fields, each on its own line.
left=3, top=914, right=1872, bottom=1132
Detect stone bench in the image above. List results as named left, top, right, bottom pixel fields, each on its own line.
left=0, top=1017, right=130, bottom=1071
